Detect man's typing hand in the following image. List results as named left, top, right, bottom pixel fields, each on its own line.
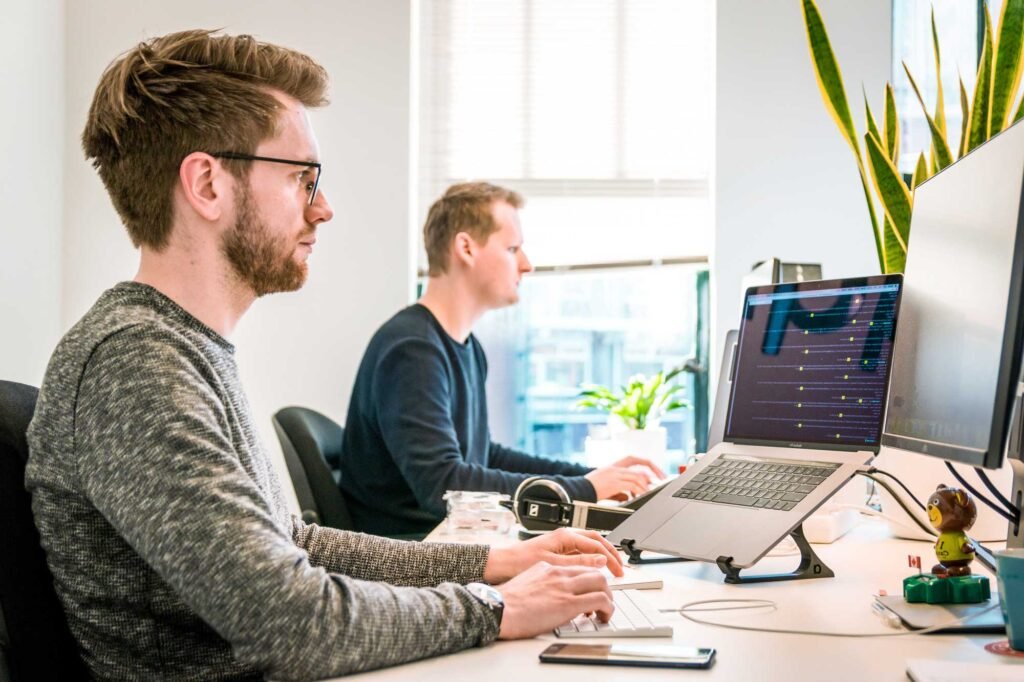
left=495, top=562, right=613, bottom=639
left=585, top=455, right=665, bottom=500
left=482, top=527, right=624, bottom=584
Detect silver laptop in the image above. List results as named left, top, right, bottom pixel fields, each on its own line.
left=608, top=275, right=903, bottom=568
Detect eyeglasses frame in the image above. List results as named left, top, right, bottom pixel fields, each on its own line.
left=210, top=151, right=322, bottom=206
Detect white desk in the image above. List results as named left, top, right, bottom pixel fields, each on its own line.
left=339, top=519, right=1023, bottom=681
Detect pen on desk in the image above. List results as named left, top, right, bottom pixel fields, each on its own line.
left=871, top=601, right=903, bottom=629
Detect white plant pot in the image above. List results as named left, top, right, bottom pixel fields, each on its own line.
left=585, top=424, right=668, bottom=472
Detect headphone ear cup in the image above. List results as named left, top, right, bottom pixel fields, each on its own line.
left=512, top=477, right=572, bottom=531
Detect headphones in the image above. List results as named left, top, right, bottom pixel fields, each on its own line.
left=503, top=476, right=634, bottom=532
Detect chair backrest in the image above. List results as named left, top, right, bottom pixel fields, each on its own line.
left=272, top=407, right=354, bottom=530
left=0, top=381, right=88, bottom=680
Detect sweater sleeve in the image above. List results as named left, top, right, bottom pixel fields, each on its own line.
left=75, top=331, right=499, bottom=681
left=291, top=518, right=491, bottom=586
left=487, top=442, right=596, bottom=501
left=373, top=338, right=596, bottom=513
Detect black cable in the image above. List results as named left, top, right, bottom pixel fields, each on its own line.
left=856, top=471, right=999, bottom=569
left=855, top=471, right=936, bottom=536
left=944, top=462, right=1017, bottom=525
left=865, top=467, right=926, bottom=511
left=973, top=466, right=1020, bottom=517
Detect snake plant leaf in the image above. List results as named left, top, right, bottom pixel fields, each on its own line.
left=930, top=9, right=948, bottom=140
left=959, top=74, right=971, bottom=158
left=991, top=0, right=1024, bottom=133
left=903, top=62, right=954, bottom=171
left=911, top=152, right=929, bottom=190
left=801, top=0, right=859, bottom=155
left=856, top=168, right=885, bottom=274
left=882, top=216, right=906, bottom=276
left=969, top=8, right=995, bottom=151
left=864, top=89, right=884, bottom=154
left=1015, top=80, right=1024, bottom=125
left=884, top=83, right=900, bottom=166
left=865, top=132, right=911, bottom=255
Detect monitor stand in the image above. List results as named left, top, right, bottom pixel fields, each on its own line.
left=619, top=524, right=835, bottom=583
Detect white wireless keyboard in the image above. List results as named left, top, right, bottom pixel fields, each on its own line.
left=553, top=589, right=672, bottom=638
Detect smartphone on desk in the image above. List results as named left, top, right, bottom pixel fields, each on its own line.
left=539, top=643, right=715, bottom=669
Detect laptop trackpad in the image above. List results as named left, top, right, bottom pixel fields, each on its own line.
left=641, top=502, right=719, bottom=558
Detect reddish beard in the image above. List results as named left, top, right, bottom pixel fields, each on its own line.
left=221, top=185, right=312, bottom=296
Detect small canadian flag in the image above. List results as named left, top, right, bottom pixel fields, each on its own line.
left=908, top=555, right=922, bottom=570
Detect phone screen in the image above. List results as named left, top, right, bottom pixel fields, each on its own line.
left=539, top=643, right=716, bottom=669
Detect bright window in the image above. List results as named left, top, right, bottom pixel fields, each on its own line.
left=416, top=0, right=714, bottom=465
left=892, top=1, right=996, bottom=175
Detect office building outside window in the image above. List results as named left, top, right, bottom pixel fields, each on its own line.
left=415, top=0, right=713, bottom=466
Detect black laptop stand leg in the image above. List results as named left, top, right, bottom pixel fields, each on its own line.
left=716, top=525, right=835, bottom=584
left=619, top=539, right=693, bottom=565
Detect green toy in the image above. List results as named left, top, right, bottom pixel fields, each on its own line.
left=903, top=484, right=991, bottom=605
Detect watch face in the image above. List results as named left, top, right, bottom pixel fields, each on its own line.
left=469, top=583, right=504, bottom=609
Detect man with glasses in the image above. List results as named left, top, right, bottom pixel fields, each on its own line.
left=25, top=30, right=621, bottom=681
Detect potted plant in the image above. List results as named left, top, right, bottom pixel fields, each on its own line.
left=801, top=0, right=1024, bottom=274
left=576, top=366, right=693, bottom=469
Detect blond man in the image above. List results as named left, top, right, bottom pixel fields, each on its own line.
left=341, top=182, right=664, bottom=538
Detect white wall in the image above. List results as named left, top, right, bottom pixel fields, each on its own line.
left=0, top=1, right=64, bottom=385
left=714, top=0, right=892, bottom=368
left=60, top=0, right=415, bottom=509
left=5, top=0, right=896, bottom=503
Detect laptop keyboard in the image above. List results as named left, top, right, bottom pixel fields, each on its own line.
left=672, top=456, right=841, bottom=511
left=554, top=589, right=672, bottom=638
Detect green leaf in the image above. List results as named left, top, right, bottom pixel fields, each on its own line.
left=990, top=0, right=1024, bottom=133
left=969, top=8, right=995, bottom=151
left=884, top=83, right=900, bottom=166
left=903, top=62, right=954, bottom=171
left=864, top=132, right=911, bottom=256
left=911, top=152, right=929, bottom=190
left=930, top=9, right=947, bottom=140
left=882, top=216, right=905, bottom=274
left=662, top=400, right=692, bottom=414
left=801, top=0, right=859, bottom=155
left=959, top=75, right=971, bottom=158
left=856, top=168, right=885, bottom=274
left=864, top=89, right=884, bottom=153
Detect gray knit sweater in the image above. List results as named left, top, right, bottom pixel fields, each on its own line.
left=25, top=282, right=499, bottom=680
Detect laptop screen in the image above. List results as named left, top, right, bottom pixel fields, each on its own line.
left=724, top=275, right=903, bottom=450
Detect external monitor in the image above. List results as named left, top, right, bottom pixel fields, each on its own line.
left=882, top=119, right=1024, bottom=548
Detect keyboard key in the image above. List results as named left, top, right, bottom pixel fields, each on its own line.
left=712, top=493, right=757, bottom=506
left=554, top=590, right=673, bottom=638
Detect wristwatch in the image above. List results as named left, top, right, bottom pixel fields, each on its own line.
left=465, top=582, right=505, bottom=626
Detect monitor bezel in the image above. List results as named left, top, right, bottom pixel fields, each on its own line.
left=880, top=132, right=1024, bottom=471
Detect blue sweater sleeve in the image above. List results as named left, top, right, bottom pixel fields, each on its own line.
left=487, top=442, right=595, bottom=501
left=373, top=339, right=595, bottom=514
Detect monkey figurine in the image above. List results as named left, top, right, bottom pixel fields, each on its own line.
left=926, top=484, right=978, bottom=577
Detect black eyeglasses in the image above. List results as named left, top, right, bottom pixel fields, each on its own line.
left=210, top=151, right=322, bottom=206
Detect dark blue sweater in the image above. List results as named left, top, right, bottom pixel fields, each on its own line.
left=340, top=304, right=595, bottom=537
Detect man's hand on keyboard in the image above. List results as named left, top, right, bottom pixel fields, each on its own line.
left=495, top=562, right=613, bottom=639
left=585, top=455, right=665, bottom=500
left=482, top=527, right=624, bottom=584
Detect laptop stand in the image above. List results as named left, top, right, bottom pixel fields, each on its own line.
left=619, top=525, right=835, bottom=583
left=620, top=538, right=692, bottom=565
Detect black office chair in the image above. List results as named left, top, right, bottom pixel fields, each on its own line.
left=0, top=381, right=88, bottom=681
left=272, top=406, right=354, bottom=530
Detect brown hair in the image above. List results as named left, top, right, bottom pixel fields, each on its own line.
left=82, top=29, right=329, bottom=249
left=423, top=182, right=524, bottom=276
